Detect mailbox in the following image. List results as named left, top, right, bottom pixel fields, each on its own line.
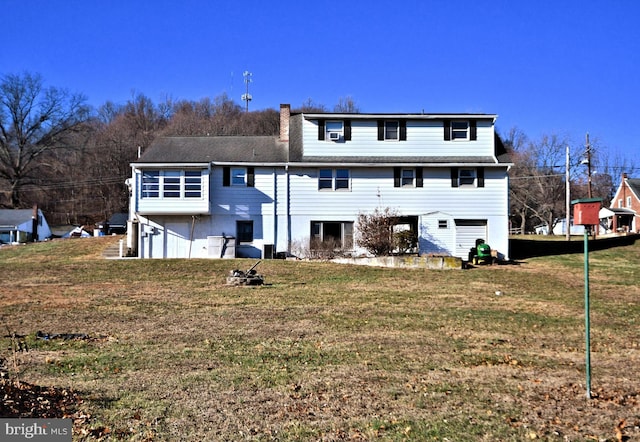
left=571, top=198, right=602, bottom=226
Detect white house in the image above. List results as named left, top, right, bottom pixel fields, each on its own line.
left=127, top=105, right=512, bottom=261
left=0, top=207, right=52, bottom=243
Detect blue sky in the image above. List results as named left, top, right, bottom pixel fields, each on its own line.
left=4, top=0, right=640, bottom=168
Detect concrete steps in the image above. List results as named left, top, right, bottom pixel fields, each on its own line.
left=102, top=236, right=126, bottom=258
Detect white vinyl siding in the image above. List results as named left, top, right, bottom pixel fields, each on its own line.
left=289, top=167, right=508, bottom=216
left=302, top=119, right=495, bottom=158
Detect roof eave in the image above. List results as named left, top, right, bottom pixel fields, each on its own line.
left=302, top=113, right=497, bottom=121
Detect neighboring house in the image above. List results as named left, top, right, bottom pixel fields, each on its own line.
left=0, top=207, right=52, bottom=243
left=601, top=173, right=640, bottom=233
left=127, top=105, right=512, bottom=260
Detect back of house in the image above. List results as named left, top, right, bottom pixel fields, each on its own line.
left=126, top=104, right=511, bottom=261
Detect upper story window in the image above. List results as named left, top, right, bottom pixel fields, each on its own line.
left=231, top=168, right=246, bottom=186
left=444, top=120, right=477, bottom=141
left=318, top=120, right=351, bottom=141
left=627, top=196, right=632, bottom=208
left=318, top=168, right=351, bottom=191
left=401, top=169, right=414, bottom=186
left=618, top=199, right=624, bottom=208
left=223, top=167, right=255, bottom=187
left=141, top=171, right=160, bottom=198
left=141, top=170, right=203, bottom=199
left=378, top=120, right=407, bottom=141
left=459, top=168, right=476, bottom=186
left=163, top=171, right=181, bottom=198
left=325, top=121, right=343, bottom=141
left=185, top=171, right=202, bottom=197
left=394, top=167, right=423, bottom=188
left=451, top=167, right=485, bottom=188
left=335, top=169, right=350, bottom=189
left=377, top=120, right=407, bottom=141
left=385, top=121, right=399, bottom=140
left=452, top=121, right=469, bottom=140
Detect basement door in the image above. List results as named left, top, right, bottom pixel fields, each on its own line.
left=454, top=219, right=487, bottom=259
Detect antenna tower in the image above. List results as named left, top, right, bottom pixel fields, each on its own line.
left=241, top=71, right=253, bottom=112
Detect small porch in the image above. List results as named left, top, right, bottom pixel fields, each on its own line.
left=599, top=207, right=636, bottom=234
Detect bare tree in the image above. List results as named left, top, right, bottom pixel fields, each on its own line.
left=295, top=99, right=327, bottom=113
left=356, top=207, right=400, bottom=256
left=0, top=72, right=89, bottom=208
left=334, top=96, right=360, bottom=113
left=507, top=131, right=574, bottom=234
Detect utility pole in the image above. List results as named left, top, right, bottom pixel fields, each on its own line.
left=566, top=145, right=571, bottom=241
left=241, top=71, right=253, bottom=112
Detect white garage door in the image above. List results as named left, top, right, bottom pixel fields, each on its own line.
left=455, top=219, right=487, bottom=259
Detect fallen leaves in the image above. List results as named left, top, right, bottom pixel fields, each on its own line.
left=0, top=378, right=82, bottom=419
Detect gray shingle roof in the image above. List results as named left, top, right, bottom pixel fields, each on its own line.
left=136, top=136, right=288, bottom=164
left=0, top=209, right=35, bottom=228
left=627, top=178, right=640, bottom=198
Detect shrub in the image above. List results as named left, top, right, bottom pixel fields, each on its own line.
left=356, top=207, right=399, bottom=256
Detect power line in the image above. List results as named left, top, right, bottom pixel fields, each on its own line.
left=14, top=176, right=128, bottom=192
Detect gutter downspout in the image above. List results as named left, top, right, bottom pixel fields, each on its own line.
left=286, top=164, right=291, bottom=253
left=273, top=167, right=278, bottom=256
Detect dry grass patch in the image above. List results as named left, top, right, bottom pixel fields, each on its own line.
left=1, top=237, right=639, bottom=440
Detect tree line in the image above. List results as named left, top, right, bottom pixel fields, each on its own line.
left=0, top=72, right=636, bottom=232
left=503, top=128, right=638, bottom=234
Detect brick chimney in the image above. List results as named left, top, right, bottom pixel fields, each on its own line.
left=279, top=104, right=290, bottom=142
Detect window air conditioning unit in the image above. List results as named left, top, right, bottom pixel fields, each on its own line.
left=329, top=132, right=341, bottom=141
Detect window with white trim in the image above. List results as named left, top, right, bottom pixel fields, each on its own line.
left=318, top=168, right=351, bottom=191
left=627, top=196, right=632, bottom=208
left=385, top=121, right=399, bottom=140
left=451, top=121, right=469, bottom=140
left=459, top=168, right=476, bottom=186
left=231, top=168, right=247, bottom=186
left=451, top=167, right=484, bottom=188
left=325, top=120, right=343, bottom=141
left=163, top=171, right=181, bottom=198
left=401, top=169, right=415, bottom=187
left=311, top=221, right=354, bottom=249
left=444, top=120, right=477, bottom=141
left=394, top=167, right=423, bottom=188
left=141, top=170, right=203, bottom=199
left=438, top=220, right=448, bottom=229
left=141, top=171, right=160, bottom=198
left=184, top=171, right=202, bottom=198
